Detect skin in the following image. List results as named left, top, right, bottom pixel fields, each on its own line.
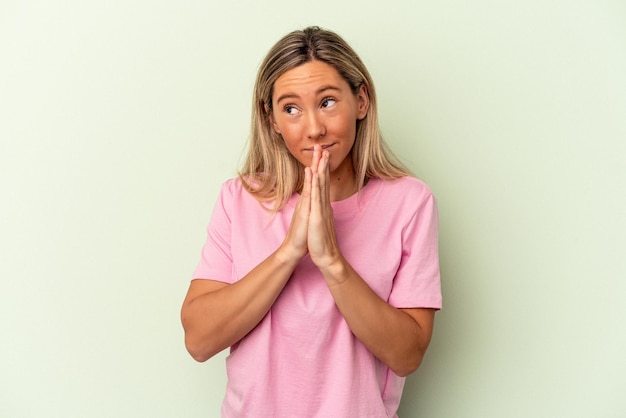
left=181, top=60, right=435, bottom=377
left=270, top=60, right=366, bottom=201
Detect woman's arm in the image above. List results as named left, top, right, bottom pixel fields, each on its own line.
left=180, top=248, right=300, bottom=362
left=181, top=168, right=314, bottom=362
left=320, top=259, right=435, bottom=377
left=308, top=148, right=436, bottom=376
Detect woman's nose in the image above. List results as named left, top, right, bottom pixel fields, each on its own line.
left=306, top=112, right=326, bottom=140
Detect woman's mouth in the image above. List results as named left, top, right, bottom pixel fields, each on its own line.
left=305, top=143, right=335, bottom=151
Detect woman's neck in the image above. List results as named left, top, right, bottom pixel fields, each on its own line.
left=329, top=164, right=358, bottom=202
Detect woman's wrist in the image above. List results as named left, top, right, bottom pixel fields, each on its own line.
left=274, top=243, right=306, bottom=268
left=317, top=255, right=351, bottom=287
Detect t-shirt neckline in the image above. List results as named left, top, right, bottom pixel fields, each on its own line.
left=287, top=178, right=382, bottom=219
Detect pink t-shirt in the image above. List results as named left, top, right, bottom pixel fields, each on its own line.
left=193, top=176, right=441, bottom=418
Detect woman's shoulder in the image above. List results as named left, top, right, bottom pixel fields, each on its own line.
left=218, top=175, right=277, bottom=213
left=358, top=176, right=436, bottom=222
left=220, top=175, right=261, bottom=195
left=375, top=176, right=435, bottom=202
left=216, top=176, right=257, bottom=204
left=218, top=176, right=243, bottom=195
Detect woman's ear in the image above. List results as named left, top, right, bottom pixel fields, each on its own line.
left=356, top=84, right=370, bottom=120
left=265, top=102, right=281, bottom=134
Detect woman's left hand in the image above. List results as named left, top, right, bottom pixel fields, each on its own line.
left=303, top=146, right=435, bottom=377
left=307, top=145, right=342, bottom=270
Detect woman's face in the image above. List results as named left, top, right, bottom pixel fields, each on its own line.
left=270, top=60, right=369, bottom=174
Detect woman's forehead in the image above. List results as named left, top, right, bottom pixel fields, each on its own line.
left=273, top=61, right=348, bottom=101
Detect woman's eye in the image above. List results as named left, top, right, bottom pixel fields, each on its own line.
left=284, top=105, right=299, bottom=115
left=321, top=98, right=337, bottom=108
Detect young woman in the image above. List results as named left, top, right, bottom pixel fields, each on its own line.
left=181, top=26, right=441, bottom=418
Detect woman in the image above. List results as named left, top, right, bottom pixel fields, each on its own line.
left=181, top=26, right=441, bottom=417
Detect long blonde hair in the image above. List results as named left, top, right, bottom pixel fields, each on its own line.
left=239, top=26, right=411, bottom=212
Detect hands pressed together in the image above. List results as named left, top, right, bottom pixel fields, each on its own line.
left=281, top=144, right=344, bottom=277
left=183, top=144, right=434, bottom=373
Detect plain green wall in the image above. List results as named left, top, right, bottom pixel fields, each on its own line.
left=1, top=0, right=625, bottom=417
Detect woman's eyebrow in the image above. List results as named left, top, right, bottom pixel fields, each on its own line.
left=275, top=85, right=342, bottom=105
left=316, top=85, right=341, bottom=95
left=275, top=93, right=299, bottom=104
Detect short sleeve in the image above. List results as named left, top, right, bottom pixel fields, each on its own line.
left=388, top=191, right=442, bottom=309
left=191, top=181, right=236, bottom=283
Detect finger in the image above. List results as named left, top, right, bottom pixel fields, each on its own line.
left=311, top=144, right=321, bottom=174
left=319, top=151, right=331, bottom=205
left=310, top=169, right=319, bottom=209
left=294, top=167, right=312, bottom=223
left=301, top=166, right=312, bottom=199
left=282, top=166, right=311, bottom=259
left=317, top=149, right=329, bottom=174
left=293, top=169, right=310, bottom=213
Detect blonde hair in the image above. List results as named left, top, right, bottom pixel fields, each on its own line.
left=239, top=26, right=411, bottom=211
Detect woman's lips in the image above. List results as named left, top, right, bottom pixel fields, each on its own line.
left=304, top=143, right=335, bottom=151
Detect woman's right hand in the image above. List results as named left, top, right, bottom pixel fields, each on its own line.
left=182, top=182, right=311, bottom=362
left=182, top=157, right=316, bottom=362
left=277, top=166, right=312, bottom=262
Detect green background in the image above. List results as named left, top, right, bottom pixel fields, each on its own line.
left=2, top=0, right=625, bottom=416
